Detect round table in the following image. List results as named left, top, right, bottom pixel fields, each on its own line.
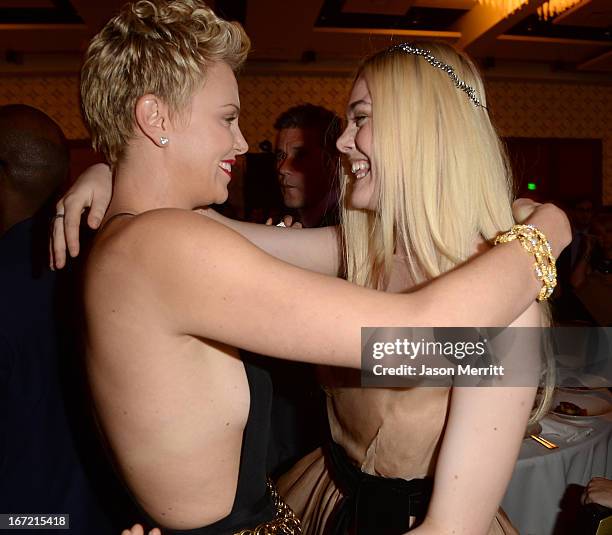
left=502, top=413, right=612, bottom=535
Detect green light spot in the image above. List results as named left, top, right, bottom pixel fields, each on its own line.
left=527, top=182, right=536, bottom=191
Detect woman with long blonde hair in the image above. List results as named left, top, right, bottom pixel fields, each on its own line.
left=273, top=42, right=553, bottom=535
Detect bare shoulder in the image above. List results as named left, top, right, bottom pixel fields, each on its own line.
left=134, top=209, right=265, bottom=276
left=84, top=208, right=262, bottom=338
left=125, top=208, right=241, bottom=248
left=90, top=208, right=252, bottom=274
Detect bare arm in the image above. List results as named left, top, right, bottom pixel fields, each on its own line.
left=50, top=165, right=564, bottom=283
left=100, top=206, right=568, bottom=369
left=412, top=304, right=542, bottom=535
left=50, top=163, right=340, bottom=275
left=198, top=208, right=341, bottom=275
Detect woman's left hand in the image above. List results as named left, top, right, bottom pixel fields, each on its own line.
left=121, top=524, right=161, bottom=535
left=50, top=162, right=113, bottom=269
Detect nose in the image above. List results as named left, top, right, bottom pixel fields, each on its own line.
left=234, top=126, right=248, bottom=155
left=336, top=124, right=353, bottom=154
left=278, top=155, right=291, bottom=176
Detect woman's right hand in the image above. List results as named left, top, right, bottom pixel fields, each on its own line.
left=121, top=524, right=160, bottom=535
left=50, top=163, right=113, bottom=269
left=513, top=199, right=571, bottom=258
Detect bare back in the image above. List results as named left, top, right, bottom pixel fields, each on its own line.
left=84, top=216, right=253, bottom=530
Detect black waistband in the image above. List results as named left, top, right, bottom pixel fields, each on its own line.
left=326, top=441, right=433, bottom=535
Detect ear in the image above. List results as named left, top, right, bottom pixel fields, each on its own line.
left=135, top=94, right=170, bottom=148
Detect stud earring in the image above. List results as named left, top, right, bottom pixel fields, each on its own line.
left=160, top=136, right=169, bottom=146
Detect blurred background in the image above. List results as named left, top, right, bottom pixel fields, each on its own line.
left=0, top=0, right=610, bottom=217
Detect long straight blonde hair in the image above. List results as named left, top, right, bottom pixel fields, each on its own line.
left=342, top=42, right=515, bottom=288
left=340, top=42, right=553, bottom=421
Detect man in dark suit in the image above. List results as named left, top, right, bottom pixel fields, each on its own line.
left=0, top=104, right=131, bottom=533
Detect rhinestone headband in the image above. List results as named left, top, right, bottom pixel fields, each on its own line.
left=388, top=43, right=486, bottom=109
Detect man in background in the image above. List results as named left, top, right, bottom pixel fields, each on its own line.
left=265, top=104, right=341, bottom=474
left=273, top=103, right=341, bottom=228
left=0, top=104, right=131, bottom=533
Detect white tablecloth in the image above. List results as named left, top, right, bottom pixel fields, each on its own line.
left=502, top=413, right=612, bottom=535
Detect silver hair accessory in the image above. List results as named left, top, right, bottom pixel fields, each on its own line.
left=389, top=43, right=486, bottom=109
left=160, top=136, right=169, bottom=146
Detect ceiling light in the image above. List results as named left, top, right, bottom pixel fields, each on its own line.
left=537, top=0, right=582, bottom=20
left=475, top=0, right=529, bottom=17
left=475, top=0, right=582, bottom=19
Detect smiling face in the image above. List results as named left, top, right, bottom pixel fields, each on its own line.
left=168, top=61, right=248, bottom=206
left=336, top=76, right=377, bottom=211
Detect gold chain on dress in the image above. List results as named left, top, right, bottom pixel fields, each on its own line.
left=234, top=480, right=302, bottom=535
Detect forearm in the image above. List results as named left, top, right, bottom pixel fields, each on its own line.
left=411, top=240, right=539, bottom=327
left=405, top=201, right=569, bottom=327
left=416, top=386, right=536, bottom=535
left=198, top=210, right=340, bottom=275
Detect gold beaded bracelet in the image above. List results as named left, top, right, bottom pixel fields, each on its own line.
left=494, top=224, right=557, bottom=302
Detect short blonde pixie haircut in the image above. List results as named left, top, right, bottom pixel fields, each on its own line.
left=81, top=0, right=250, bottom=166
